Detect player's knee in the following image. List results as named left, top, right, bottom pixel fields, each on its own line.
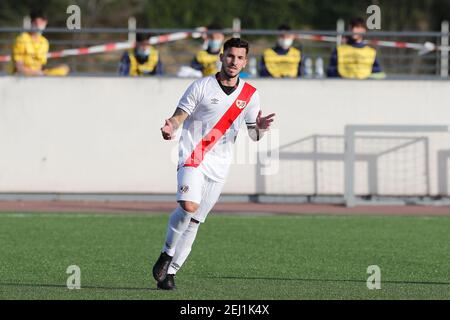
left=179, top=201, right=199, bottom=214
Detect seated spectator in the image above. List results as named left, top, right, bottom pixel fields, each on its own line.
left=118, top=33, right=163, bottom=76
left=12, top=9, right=70, bottom=76
left=259, top=24, right=302, bottom=78
left=191, top=23, right=224, bottom=76
left=327, top=17, right=385, bottom=79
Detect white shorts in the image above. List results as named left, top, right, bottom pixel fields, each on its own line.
left=176, top=166, right=224, bottom=223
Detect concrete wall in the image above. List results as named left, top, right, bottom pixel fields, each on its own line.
left=1, top=77, right=450, bottom=195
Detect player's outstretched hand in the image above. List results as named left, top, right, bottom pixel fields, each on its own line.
left=256, top=111, right=276, bottom=130
left=161, top=119, right=175, bottom=140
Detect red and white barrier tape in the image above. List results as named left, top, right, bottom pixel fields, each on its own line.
left=296, top=34, right=442, bottom=55
left=0, top=28, right=206, bottom=63
left=0, top=29, right=446, bottom=63
left=0, top=55, right=11, bottom=62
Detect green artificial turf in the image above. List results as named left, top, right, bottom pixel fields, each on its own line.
left=0, top=212, right=449, bottom=300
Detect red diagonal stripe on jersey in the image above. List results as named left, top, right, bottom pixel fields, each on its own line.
left=184, top=82, right=256, bottom=168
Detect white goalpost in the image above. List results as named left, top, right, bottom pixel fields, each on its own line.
left=344, top=124, right=450, bottom=207
left=256, top=124, right=450, bottom=206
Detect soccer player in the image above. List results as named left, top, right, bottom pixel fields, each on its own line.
left=152, top=38, right=275, bottom=290
left=327, top=17, right=385, bottom=79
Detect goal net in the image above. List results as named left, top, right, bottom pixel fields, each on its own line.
left=344, top=125, right=450, bottom=207
left=258, top=125, right=450, bottom=206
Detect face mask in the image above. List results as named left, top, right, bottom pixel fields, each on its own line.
left=277, top=38, right=293, bottom=49
left=32, top=24, right=46, bottom=34
left=136, top=47, right=151, bottom=58
left=208, top=39, right=222, bottom=52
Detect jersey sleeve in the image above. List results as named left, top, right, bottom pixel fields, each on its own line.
left=177, top=79, right=203, bottom=115
left=245, top=90, right=261, bottom=126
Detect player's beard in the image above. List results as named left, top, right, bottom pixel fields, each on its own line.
left=221, top=65, right=240, bottom=79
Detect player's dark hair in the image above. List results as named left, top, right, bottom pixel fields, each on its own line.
left=277, top=24, right=291, bottom=31
left=349, top=17, right=366, bottom=29
left=30, top=9, right=47, bottom=21
left=207, top=22, right=223, bottom=31
left=223, top=38, right=249, bottom=54
left=136, top=33, right=150, bottom=43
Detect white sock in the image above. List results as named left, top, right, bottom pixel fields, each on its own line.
left=167, top=220, right=200, bottom=275
left=162, top=206, right=192, bottom=257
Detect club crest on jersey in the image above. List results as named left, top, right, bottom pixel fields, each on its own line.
left=236, top=100, right=247, bottom=109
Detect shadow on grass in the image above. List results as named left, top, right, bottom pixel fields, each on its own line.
left=0, top=282, right=158, bottom=291
left=2, top=276, right=449, bottom=291
left=202, top=275, right=450, bottom=286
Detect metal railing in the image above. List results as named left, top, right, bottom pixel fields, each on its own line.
left=1, top=25, right=449, bottom=79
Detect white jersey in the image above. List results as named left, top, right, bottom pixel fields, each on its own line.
left=176, top=75, right=260, bottom=183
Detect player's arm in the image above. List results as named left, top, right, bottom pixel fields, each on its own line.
left=160, top=108, right=189, bottom=140
left=247, top=124, right=261, bottom=141
left=162, top=79, right=200, bottom=140
left=247, top=111, right=276, bottom=141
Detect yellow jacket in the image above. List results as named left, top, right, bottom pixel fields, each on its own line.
left=261, top=47, right=301, bottom=78
left=336, top=44, right=377, bottom=79
left=192, top=50, right=221, bottom=76
left=12, top=32, right=49, bottom=73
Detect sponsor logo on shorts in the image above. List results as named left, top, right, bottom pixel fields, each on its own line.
left=180, top=185, right=190, bottom=193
